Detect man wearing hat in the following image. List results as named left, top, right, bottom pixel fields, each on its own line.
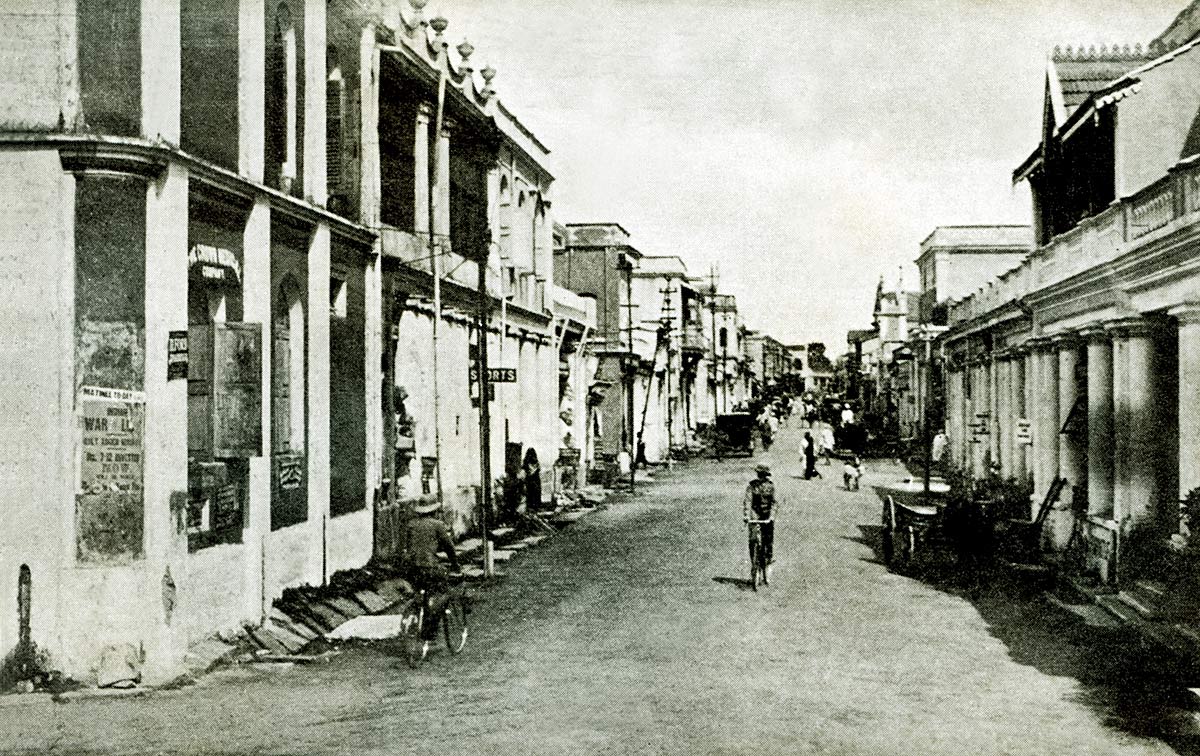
left=402, top=495, right=462, bottom=599
left=743, top=465, right=778, bottom=571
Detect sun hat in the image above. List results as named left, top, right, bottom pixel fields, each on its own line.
left=412, top=494, right=440, bottom=514
left=755, top=464, right=771, bottom=477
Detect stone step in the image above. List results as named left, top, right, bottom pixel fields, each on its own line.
left=353, top=589, right=392, bottom=614
left=1118, top=588, right=1162, bottom=620
left=456, top=538, right=483, bottom=556
left=325, top=596, right=366, bottom=620
left=1096, top=593, right=1142, bottom=625
left=489, top=527, right=515, bottom=541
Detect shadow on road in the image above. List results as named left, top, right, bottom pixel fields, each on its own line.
left=711, top=576, right=755, bottom=591
left=852, top=515, right=1200, bottom=755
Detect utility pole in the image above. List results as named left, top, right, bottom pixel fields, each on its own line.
left=475, top=232, right=494, bottom=576
left=617, top=251, right=636, bottom=494
left=708, top=265, right=721, bottom=459
left=659, top=283, right=677, bottom=460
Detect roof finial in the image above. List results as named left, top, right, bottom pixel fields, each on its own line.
left=481, top=64, right=497, bottom=97
left=456, top=39, right=475, bottom=64
left=429, top=13, right=448, bottom=42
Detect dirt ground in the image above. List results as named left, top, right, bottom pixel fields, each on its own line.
left=2, top=423, right=1199, bottom=755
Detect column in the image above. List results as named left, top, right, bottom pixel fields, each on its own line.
left=303, top=0, right=327, bottom=205
left=1085, top=327, right=1114, bottom=518
left=1009, top=350, right=1027, bottom=482
left=307, top=224, right=332, bottom=585
left=243, top=197, right=272, bottom=617
left=1033, top=340, right=1059, bottom=502
left=142, top=0, right=181, bottom=143
left=1109, top=317, right=1159, bottom=529
left=988, top=353, right=1000, bottom=470
left=239, top=0, right=267, bottom=181
left=141, top=161, right=189, bottom=681
left=1023, top=348, right=1035, bottom=486
left=433, top=118, right=452, bottom=241
left=1172, top=305, right=1200, bottom=509
left=1051, top=335, right=1083, bottom=549
left=413, top=102, right=432, bottom=236
left=1056, top=336, right=1084, bottom=504
left=998, top=353, right=1010, bottom=475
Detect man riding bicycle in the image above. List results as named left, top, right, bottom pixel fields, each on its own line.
left=743, top=464, right=777, bottom=579
left=401, top=495, right=462, bottom=635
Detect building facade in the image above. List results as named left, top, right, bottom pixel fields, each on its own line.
left=942, top=32, right=1200, bottom=586
left=0, top=0, right=561, bottom=684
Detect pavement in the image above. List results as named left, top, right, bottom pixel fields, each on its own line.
left=2, top=423, right=1199, bottom=755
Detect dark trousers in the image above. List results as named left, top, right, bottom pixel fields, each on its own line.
left=751, top=522, right=775, bottom=564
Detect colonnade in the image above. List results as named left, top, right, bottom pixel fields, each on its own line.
left=947, top=308, right=1200, bottom=559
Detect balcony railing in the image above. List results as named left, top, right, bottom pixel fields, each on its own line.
left=949, top=154, right=1200, bottom=328
left=681, top=323, right=709, bottom=352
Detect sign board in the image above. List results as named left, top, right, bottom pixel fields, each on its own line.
left=76, top=386, right=145, bottom=563
left=1016, top=418, right=1032, bottom=445
left=469, top=366, right=517, bottom=383
left=168, top=331, right=189, bottom=380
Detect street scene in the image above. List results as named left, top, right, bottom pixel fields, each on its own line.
left=2, top=424, right=1198, bottom=755
left=6, top=0, right=1200, bottom=753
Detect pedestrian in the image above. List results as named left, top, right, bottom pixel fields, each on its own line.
left=521, top=448, right=542, bottom=512
left=821, top=425, right=836, bottom=466
left=802, top=431, right=820, bottom=479
left=742, top=464, right=777, bottom=569
left=840, top=403, right=855, bottom=427
left=842, top=456, right=863, bottom=491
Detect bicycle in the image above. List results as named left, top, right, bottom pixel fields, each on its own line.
left=746, top=518, right=773, bottom=591
left=398, top=575, right=469, bottom=668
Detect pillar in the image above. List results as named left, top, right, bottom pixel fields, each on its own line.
left=993, top=355, right=1012, bottom=475
left=307, top=224, right=332, bottom=585
left=141, top=161, right=189, bottom=681
left=1051, top=335, right=1083, bottom=549
left=1109, top=317, right=1159, bottom=530
left=243, top=197, right=272, bottom=616
left=142, top=0, right=181, bottom=143
left=1023, top=348, right=1035, bottom=487
left=413, top=102, right=432, bottom=236
left=239, top=0, right=267, bottom=182
left=988, top=353, right=1000, bottom=470
left=1085, top=327, right=1114, bottom=518
left=1008, top=350, right=1027, bottom=482
left=303, top=0, right=327, bottom=206
left=433, top=118, right=452, bottom=241
left=1033, top=340, right=1059, bottom=502
left=1172, top=305, right=1200, bottom=511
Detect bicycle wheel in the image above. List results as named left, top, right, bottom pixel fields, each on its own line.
left=399, top=599, right=427, bottom=668
left=443, top=593, right=468, bottom=655
left=749, top=540, right=760, bottom=591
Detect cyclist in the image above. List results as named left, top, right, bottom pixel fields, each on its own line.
left=401, top=495, right=462, bottom=638
left=742, top=464, right=777, bottom=578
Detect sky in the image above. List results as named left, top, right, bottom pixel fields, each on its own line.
left=436, top=0, right=1182, bottom=354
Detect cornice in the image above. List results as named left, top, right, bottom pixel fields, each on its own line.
left=1169, top=302, right=1200, bottom=326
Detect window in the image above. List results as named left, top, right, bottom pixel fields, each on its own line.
left=326, top=66, right=344, bottom=195
left=266, top=3, right=297, bottom=192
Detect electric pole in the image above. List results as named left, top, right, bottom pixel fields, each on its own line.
left=617, top=251, right=636, bottom=494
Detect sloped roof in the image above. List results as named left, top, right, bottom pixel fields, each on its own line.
left=1051, top=50, right=1148, bottom=113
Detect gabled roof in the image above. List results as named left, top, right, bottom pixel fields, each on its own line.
left=1050, top=49, right=1148, bottom=117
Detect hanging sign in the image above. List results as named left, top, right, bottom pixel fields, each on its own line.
left=1016, top=419, right=1032, bottom=445
left=167, top=331, right=189, bottom=380
left=469, top=366, right=517, bottom=383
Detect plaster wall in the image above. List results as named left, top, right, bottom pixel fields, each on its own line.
left=1116, top=45, right=1200, bottom=197
left=0, top=0, right=77, bottom=129
left=0, top=152, right=75, bottom=671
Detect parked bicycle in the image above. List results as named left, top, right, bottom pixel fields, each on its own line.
left=747, top=518, right=772, bottom=591
left=398, top=575, right=469, bottom=668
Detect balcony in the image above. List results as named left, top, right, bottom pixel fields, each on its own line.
left=949, top=155, right=1200, bottom=328
left=681, top=323, right=709, bottom=353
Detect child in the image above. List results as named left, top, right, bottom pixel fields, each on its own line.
left=843, top=456, right=863, bottom=491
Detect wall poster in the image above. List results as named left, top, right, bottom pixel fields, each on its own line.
left=76, top=385, right=145, bottom=563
